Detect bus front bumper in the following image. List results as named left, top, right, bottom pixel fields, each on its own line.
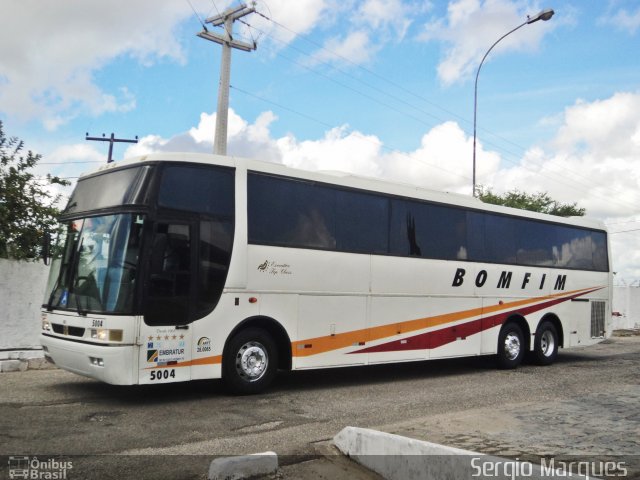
left=40, top=334, right=138, bottom=385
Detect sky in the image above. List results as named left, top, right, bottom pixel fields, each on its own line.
left=0, top=0, right=639, bottom=283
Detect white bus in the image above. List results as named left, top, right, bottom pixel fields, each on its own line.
left=41, top=153, right=612, bottom=394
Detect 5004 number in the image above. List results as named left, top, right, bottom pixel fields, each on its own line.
left=150, top=369, right=176, bottom=381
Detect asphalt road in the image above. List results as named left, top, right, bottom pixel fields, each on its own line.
left=1, top=336, right=638, bottom=479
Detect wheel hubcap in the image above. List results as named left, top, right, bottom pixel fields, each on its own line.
left=540, top=330, right=555, bottom=357
left=236, top=341, right=268, bottom=382
left=504, top=333, right=521, bottom=360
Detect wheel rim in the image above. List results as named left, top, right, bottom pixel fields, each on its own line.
left=504, top=332, right=521, bottom=361
left=235, top=341, right=268, bottom=382
left=540, top=330, right=555, bottom=357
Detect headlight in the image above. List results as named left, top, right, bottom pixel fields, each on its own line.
left=42, top=313, right=51, bottom=331
left=91, top=329, right=123, bottom=342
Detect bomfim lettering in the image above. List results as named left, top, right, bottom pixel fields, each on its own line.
left=452, top=268, right=566, bottom=291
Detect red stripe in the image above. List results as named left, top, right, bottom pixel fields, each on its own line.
left=349, top=288, right=602, bottom=354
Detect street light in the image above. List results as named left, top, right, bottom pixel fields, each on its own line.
left=472, top=8, right=554, bottom=197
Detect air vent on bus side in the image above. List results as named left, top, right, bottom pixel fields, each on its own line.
left=590, top=301, right=606, bottom=338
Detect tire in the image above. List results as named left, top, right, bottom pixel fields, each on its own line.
left=223, top=328, right=278, bottom=395
left=497, top=323, right=525, bottom=369
left=532, top=321, right=559, bottom=366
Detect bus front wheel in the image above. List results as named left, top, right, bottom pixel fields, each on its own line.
left=497, top=323, right=525, bottom=369
left=223, top=328, right=278, bottom=395
left=532, top=321, right=559, bottom=366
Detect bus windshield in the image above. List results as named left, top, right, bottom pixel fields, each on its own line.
left=44, top=213, right=144, bottom=315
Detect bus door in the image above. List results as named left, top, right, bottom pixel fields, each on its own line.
left=138, top=220, right=196, bottom=384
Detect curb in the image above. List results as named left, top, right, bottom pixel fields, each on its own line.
left=0, top=350, right=56, bottom=372
left=333, top=427, right=595, bottom=480
left=208, top=451, right=278, bottom=480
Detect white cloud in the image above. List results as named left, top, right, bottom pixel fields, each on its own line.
left=599, top=4, right=640, bottom=34
left=354, top=0, right=417, bottom=39
left=382, top=121, right=497, bottom=194
left=245, top=0, right=330, bottom=47
left=419, top=0, right=556, bottom=85
left=124, top=108, right=281, bottom=162
left=0, top=0, right=193, bottom=128
left=310, top=31, right=377, bottom=65
left=124, top=108, right=496, bottom=194
left=302, top=0, right=419, bottom=67
left=554, top=92, right=640, bottom=159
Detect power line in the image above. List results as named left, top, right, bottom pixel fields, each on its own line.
left=185, top=0, right=207, bottom=28
left=230, top=84, right=470, bottom=184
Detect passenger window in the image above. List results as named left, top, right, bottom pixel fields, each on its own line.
left=516, top=219, right=555, bottom=266
left=390, top=200, right=466, bottom=260
left=555, top=227, right=593, bottom=270
left=335, top=190, right=388, bottom=254
left=248, top=175, right=336, bottom=249
left=483, top=214, right=517, bottom=264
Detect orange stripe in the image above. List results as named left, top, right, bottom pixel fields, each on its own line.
left=291, top=287, right=600, bottom=357
left=145, top=355, right=222, bottom=369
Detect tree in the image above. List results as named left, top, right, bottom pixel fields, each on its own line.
left=0, top=121, right=70, bottom=260
left=476, top=186, right=585, bottom=217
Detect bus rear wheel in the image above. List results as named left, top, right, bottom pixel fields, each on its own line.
left=497, top=323, right=525, bottom=369
left=223, top=328, right=278, bottom=395
left=532, top=321, right=559, bottom=366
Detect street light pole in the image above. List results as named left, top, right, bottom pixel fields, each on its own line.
left=472, top=8, right=554, bottom=197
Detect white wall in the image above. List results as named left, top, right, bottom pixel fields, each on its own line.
left=612, top=285, right=640, bottom=330
left=0, top=258, right=50, bottom=349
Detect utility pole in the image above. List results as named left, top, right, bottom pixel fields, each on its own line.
left=197, top=3, right=257, bottom=156
left=85, top=133, right=138, bottom=163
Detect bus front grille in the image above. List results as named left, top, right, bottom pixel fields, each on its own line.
left=52, top=324, right=86, bottom=338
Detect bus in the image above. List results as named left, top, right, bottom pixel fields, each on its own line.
left=40, top=153, right=612, bottom=394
